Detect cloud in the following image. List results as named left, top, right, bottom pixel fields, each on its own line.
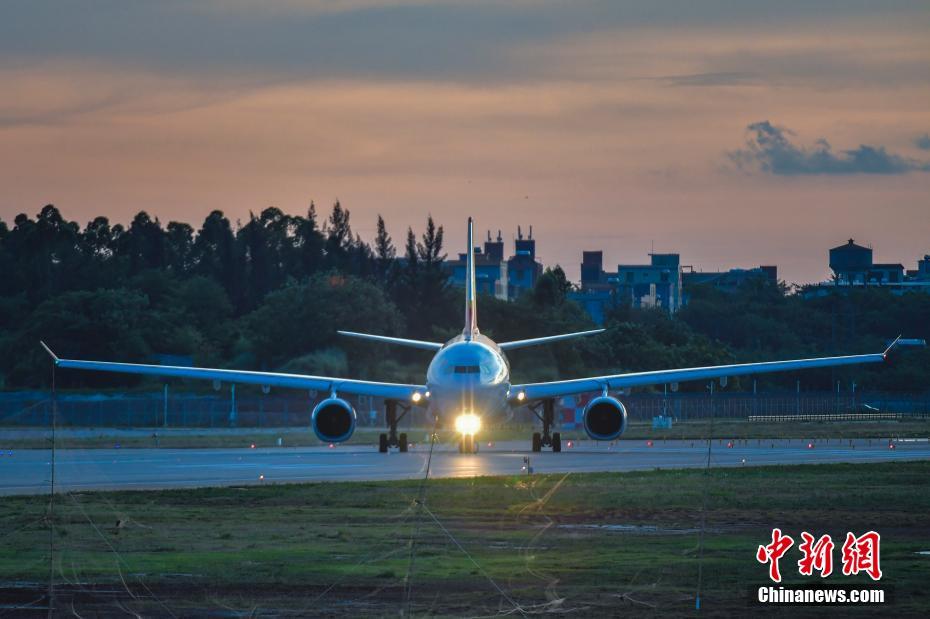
left=916, top=133, right=930, bottom=150
left=729, top=121, right=930, bottom=175
left=660, top=72, right=758, bottom=87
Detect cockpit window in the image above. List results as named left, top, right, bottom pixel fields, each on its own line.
left=453, top=365, right=481, bottom=374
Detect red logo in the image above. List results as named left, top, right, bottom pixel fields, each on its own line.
left=797, top=532, right=834, bottom=577
left=758, top=529, right=882, bottom=582
left=756, top=528, right=794, bottom=583
left=841, top=531, right=882, bottom=581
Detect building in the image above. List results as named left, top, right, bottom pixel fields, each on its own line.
left=803, top=239, right=930, bottom=297
left=506, top=226, right=543, bottom=299
left=615, top=253, right=683, bottom=314
left=445, top=226, right=542, bottom=301
left=573, top=250, right=683, bottom=318
left=829, top=238, right=903, bottom=284
left=445, top=230, right=508, bottom=300
left=568, top=287, right=615, bottom=325
left=576, top=251, right=685, bottom=317
left=907, top=255, right=930, bottom=281
left=682, top=265, right=778, bottom=295
left=580, top=251, right=613, bottom=291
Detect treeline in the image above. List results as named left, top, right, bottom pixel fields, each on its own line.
left=0, top=203, right=458, bottom=387
left=0, top=204, right=927, bottom=391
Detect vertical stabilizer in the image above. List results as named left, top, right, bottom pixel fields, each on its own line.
left=463, top=217, right=478, bottom=340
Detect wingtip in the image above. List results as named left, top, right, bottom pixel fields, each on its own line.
left=882, top=334, right=903, bottom=359
left=39, top=340, right=59, bottom=364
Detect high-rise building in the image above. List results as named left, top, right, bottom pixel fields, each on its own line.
left=506, top=225, right=542, bottom=300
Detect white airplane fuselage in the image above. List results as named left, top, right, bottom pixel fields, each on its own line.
left=425, top=334, right=511, bottom=425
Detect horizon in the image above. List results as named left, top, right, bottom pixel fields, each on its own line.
left=5, top=201, right=924, bottom=288
left=2, top=1, right=929, bottom=284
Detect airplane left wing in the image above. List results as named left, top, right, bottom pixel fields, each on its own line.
left=511, top=338, right=900, bottom=402
left=40, top=342, right=425, bottom=400
left=337, top=331, right=443, bottom=351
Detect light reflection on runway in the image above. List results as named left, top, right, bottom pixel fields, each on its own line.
left=2, top=438, right=928, bottom=495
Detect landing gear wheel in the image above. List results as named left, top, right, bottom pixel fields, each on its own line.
left=378, top=433, right=388, bottom=453
left=399, top=433, right=408, bottom=453
left=552, top=432, right=562, bottom=453
left=460, top=434, right=476, bottom=454
left=532, top=432, right=542, bottom=452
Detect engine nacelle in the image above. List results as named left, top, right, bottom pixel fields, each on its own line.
left=311, top=397, right=356, bottom=443
left=583, top=396, right=628, bottom=441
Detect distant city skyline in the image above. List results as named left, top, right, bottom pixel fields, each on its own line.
left=2, top=1, right=928, bottom=285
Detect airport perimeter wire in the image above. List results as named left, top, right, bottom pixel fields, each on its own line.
left=402, top=414, right=439, bottom=613
left=695, top=380, right=716, bottom=611
left=38, top=360, right=181, bottom=618
left=46, top=361, right=56, bottom=618
left=402, top=419, right=526, bottom=617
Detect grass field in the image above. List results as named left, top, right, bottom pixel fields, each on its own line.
left=5, top=418, right=930, bottom=449
left=2, top=461, right=928, bottom=616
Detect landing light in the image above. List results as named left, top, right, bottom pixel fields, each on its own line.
left=516, top=391, right=526, bottom=402
left=412, top=392, right=423, bottom=403
left=455, top=413, right=482, bottom=435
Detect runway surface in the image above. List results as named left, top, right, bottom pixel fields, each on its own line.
left=3, top=438, right=929, bottom=495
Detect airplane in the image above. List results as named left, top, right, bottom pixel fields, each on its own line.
left=40, top=218, right=901, bottom=454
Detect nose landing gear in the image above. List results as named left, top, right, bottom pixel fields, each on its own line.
left=530, top=399, right=561, bottom=452
left=379, top=399, right=409, bottom=453
left=458, top=434, right=479, bottom=454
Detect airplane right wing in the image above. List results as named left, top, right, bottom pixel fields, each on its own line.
left=40, top=342, right=425, bottom=400
left=511, top=338, right=900, bottom=402
left=498, top=329, right=605, bottom=351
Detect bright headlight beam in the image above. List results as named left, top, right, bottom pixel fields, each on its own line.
left=455, top=413, right=481, bottom=435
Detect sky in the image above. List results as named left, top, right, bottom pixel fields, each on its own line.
left=1, top=1, right=929, bottom=285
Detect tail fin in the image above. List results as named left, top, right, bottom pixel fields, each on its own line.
left=463, top=217, right=478, bottom=340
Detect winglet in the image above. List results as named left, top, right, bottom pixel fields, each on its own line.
left=882, top=335, right=902, bottom=359
left=39, top=340, right=59, bottom=364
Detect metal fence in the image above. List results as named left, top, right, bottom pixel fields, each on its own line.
left=1, top=389, right=928, bottom=428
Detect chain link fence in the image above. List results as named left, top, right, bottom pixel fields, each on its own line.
left=1, top=388, right=928, bottom=428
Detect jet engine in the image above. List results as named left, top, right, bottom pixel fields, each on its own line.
left=311, top=397, right=357, bottom=443
left=582, top=396, right=627, bottom=441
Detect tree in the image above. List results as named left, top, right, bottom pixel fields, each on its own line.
left=533, top=265, right=572, bottom=307
left=374, top=214, right=396, bottom=283
left=6, top=205, right=82, bottom=303
left=324, top=201, right=353, bottom=271
left=9, top=289, right=152, bottom=387
left=295, top=202, right=325, bottom=277
left=165, top=221, right=194, bottom=274
left=122, top=211, right=166, bottom=274
left=242, top=274, right=404, bottom=374
left=192, top=210, right=241, bottom=306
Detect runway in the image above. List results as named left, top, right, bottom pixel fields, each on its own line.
left=3, top=438, right=929, bottom=495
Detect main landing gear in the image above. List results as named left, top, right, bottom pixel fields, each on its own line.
left=379, top=399, right=409, bottom=453
left=458, top=434, right=479, bottom=454
left=530, top=398, right=561, bottom=453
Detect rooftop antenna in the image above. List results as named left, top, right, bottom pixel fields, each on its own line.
left=517, top=225, right=523, bottom=240
left=487, top=230, right=491, bottom=242
left=497, top=229, right=502, bottom=242
left=529, top=225, right=533, bottom=239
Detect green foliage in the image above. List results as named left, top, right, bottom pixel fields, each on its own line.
left=242, top=274, right=403, bottom=374
left=0, top=204, right=927, bottom=391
